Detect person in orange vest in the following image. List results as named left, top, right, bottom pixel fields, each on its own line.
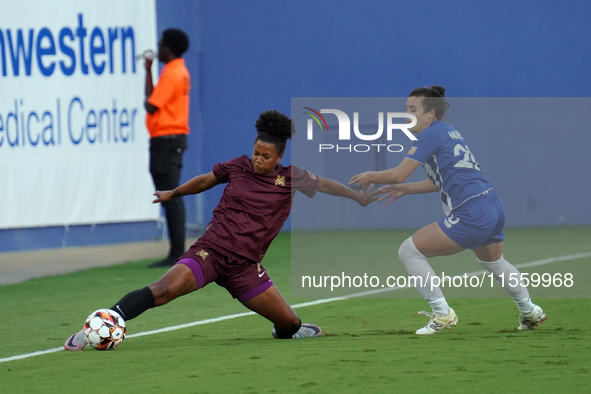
left=144, top=28, right=191, bottom=268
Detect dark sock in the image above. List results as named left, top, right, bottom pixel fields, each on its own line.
left=110, top=287, right=155, bottom=321
left=273, top=319, right=301, bottom=339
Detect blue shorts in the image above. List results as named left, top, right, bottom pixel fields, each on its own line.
left=438, top=190, right=505, bottom=250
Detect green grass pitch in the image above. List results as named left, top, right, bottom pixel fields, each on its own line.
left=1, top=227, right=590, bottom=393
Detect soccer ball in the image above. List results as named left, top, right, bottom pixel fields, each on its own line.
left=83, top=309, right=126, bottom=350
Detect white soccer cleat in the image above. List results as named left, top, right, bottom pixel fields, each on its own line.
left=293, top=323, right=322, bottom=338
left=272, top=323, right=322, bottom=339
left=415, top=308, right=458, bottom=335
left=64, top=329, right=89, bottom=351
left=518, top=305, right=546, bottom=330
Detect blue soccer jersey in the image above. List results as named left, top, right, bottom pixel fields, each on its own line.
left=405, top=120, right=493, bottom=216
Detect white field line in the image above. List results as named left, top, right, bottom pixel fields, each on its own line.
left=1, top=251, right=589, bottom=364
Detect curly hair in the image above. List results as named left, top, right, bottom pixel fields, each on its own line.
left=254, top=110, right=295, bottom=155
left=409, top=85, right=449, bottom=120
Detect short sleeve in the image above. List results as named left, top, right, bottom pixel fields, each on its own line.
left=291, top=166, right=320, bottom=198
left=405, top=127, right=444, bottom=165
left=148, top=69, right=176, bottom=109
left=212, top=158, right=237, bottom=183
left=212, top=163, right=229, bottom=183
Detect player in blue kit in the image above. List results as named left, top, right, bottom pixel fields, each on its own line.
left=350, top=86, right=546, bottom=335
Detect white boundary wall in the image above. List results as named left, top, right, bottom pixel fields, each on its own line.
left=0, top=1, right=159, bottom=229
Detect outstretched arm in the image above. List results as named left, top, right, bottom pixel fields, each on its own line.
left=153, top=172, right=220, bottom=203
left=317, top=177, right=376, bottom=207
left=349, top=158, right=421, bottom=193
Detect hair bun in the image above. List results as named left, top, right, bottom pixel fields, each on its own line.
left=255, top=110, right=295, bottom=141
left=430, top=85, right=446, bottom=97
left=408, top=86, right=449, bottom=120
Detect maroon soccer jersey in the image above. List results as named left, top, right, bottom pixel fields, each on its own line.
left=198, top=155, right=320, bottom=262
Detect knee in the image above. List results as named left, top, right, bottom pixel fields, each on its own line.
left=398, top=237, right=425, bottom=263
left=477, top=255, right=504, bottom=269
left=475, top=244, right=503, bottom=262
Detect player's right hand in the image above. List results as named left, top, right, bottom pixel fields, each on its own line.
left=152, top=190, right=174, bottom=203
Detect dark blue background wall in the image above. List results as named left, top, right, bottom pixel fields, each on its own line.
left=165, top=0, right=591, bottom=231
left=2, top=0, right=590, bottom=251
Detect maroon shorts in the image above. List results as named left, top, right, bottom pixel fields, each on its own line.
left=176, top=242, right=272, bottom=301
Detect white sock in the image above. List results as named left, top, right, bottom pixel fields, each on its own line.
left=428, top=298, right=451, bottom=317
left=398, top=237, right=450, bottom=316
left=514, top=298, right=535, bottom=315
left=477, top=255, right=534, bottom=314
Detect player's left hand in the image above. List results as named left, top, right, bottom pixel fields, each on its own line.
left=372, top=184, right=405, bottom=206
left=349, top=171, right=374, bottom=194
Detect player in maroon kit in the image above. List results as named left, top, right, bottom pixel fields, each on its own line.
left=65, top=110, right=374, bottom=350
